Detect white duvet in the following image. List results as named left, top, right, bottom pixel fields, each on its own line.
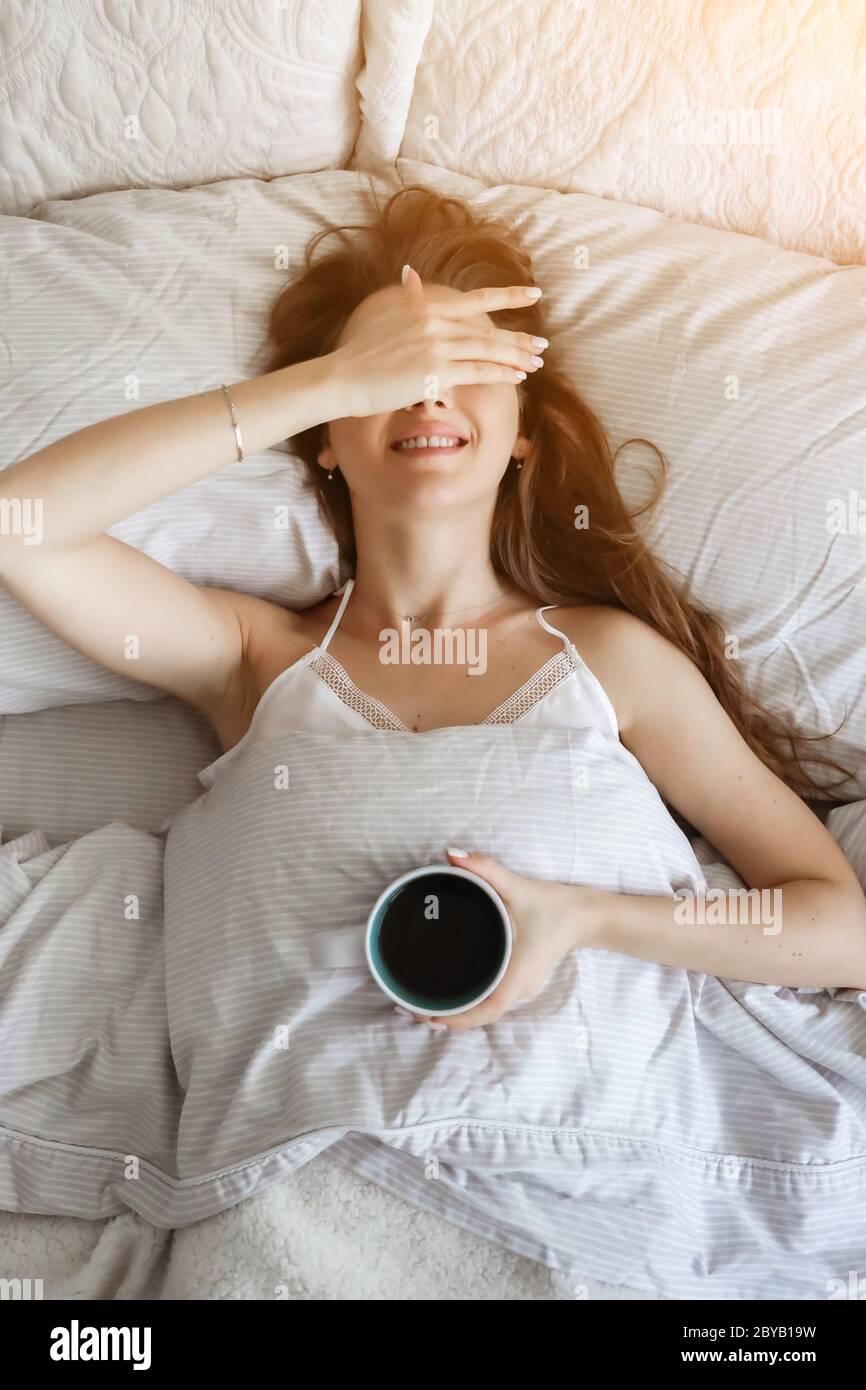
left=3, top=725, right=866, bottom=1301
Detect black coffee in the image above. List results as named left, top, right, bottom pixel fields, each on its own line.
left=377, top=872, right=506, bottom=1002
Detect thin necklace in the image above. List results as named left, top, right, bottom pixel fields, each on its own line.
left=354, top=587, right=511, bottom=626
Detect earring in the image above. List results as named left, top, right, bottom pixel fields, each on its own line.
left=327, top=470, right=334, bottom=481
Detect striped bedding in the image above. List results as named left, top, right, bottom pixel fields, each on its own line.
left=1, top=165, right=865, bottom=794
left=2, top=165, right=866, bottom=1297
left=1, top=724, right=865, bottom=1300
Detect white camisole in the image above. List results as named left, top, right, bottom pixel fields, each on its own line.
left=197, top=577, right=621, bottom=789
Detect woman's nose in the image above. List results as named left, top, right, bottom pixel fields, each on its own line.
left=402, top=394, right=454, bottom=411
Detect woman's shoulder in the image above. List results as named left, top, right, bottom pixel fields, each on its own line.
left=241, top=590, right=341, bottom=690
left=547, top=601, right=650, bottom=648
left=545, top=603, right=674, bottom=735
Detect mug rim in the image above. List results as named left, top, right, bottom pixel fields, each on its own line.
left=365, top=863, right=513, bottom=1016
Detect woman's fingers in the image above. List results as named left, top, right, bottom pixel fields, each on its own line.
left=328, top=268, right=545, bottom=417
left=401, top=268, right=542, bottom=319
left=437, top=284, right=544, bottom=318
left=401, top=265, right=546, bottom=378
left=439, top=340, right=543, bottom=388
left=422, top=976, right=524, bottom=1032
left=440, top=328, right=545, bottom=372
left=401, top=263, right=426, bottom=300
left=441, top=361, right=529, bottom=388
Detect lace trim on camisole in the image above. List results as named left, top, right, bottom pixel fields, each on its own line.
left=480, top=649, right=575, bottom=725
left=306, top=645, right=577, bottom=733
left=306, top=649, right=410, bottom=731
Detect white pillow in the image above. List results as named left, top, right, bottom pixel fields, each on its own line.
left=0, top=699, right=218, bottom=844
left=0, top=169, right=364, bottom=712
left=0, top=0, right=361, bottom=215
left=394, top=0, right=866, bottom=266
left=352, top=0, right=436, bottom=168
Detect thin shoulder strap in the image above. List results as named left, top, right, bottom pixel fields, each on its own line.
left=535, top=603, right=572, bottom=650
left=319, top=576, right=355, bottom=652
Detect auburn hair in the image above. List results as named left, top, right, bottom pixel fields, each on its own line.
left=264, top=181, right=851, bottom=800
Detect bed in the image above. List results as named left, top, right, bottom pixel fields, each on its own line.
left=1, top=0, right=864, bottom=1301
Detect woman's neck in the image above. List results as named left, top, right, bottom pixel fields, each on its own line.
left=348, top=513, right=515, bottom=629
left=349, top=558, right=514, bottom=629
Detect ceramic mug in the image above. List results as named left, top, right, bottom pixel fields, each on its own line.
left=310, top=863, right=512, bottom=1017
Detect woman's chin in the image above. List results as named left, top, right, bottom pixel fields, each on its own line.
left=385, top=447, right=470, bottom=487
left=380, top=465, right=475, bottom=509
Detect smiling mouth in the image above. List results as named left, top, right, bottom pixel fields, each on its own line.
left=389, top=439, right=469, bottom=455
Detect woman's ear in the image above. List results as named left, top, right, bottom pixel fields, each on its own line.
left=316, top=429, right=335, bottom=475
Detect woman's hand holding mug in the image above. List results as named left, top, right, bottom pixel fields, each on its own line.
left=312, top=847, right=602, bottom=1033
left=405, top=849, right=602, bottom=1032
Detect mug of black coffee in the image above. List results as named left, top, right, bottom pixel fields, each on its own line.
left=310, top=865, right=512, bottom=1016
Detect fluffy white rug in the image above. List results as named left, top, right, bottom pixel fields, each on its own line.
left=0, top=1151, right=652, bottom=1300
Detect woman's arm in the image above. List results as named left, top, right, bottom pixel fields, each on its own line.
left=0, top=275, right=541, bottom=556
left=578, top=611, right=866, bottom=989
left=422, top=614, right=866, bottom=1032
left=0, top=277, right=542, bottom=712
left=590, top=880, right=866, bottom=989
left=0, top=360, right=333, bottom=555
left=0, top=361, right=334, bottom=711
left=414, top=838, right=865, bottom=1034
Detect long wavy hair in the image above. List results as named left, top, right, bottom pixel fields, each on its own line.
left=264, top=181, right=851, bottom=800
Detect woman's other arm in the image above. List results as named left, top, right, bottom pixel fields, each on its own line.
left=581, top=611, right=866, bottom=989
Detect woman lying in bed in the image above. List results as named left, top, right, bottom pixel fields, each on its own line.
left=2, top=185, right=864, bottom=1025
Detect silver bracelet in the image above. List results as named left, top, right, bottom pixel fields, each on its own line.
left=220, top=383, right=245, bottom=462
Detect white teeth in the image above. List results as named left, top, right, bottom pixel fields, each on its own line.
left=395, top=435, right=463, bottom=450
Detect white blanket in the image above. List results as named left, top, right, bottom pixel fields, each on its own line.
left=3, top=728, right=866, bottom=1299
left=0, top=1151, right=645, bottom=1301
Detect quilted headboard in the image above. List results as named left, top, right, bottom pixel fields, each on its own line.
left=0, top=0, right=435, bottom=215
left=392, top=0, right=866, bottom=267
